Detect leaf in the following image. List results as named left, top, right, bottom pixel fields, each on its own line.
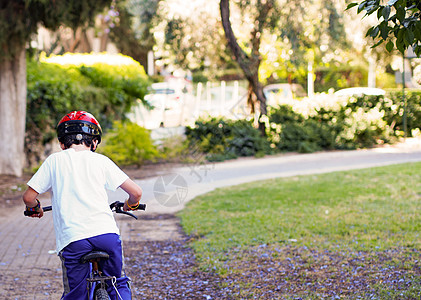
left=379, top=22, right=390, bottom=40
left=396, top=28, right=406, bottom=53
left=386, top=40, right=394, bottom=52
left=346, top=2, right=358, bottom=10
left=397, top=28, right=405, bottom=42
left=366, top=27, right=374, bottom=37
left=370, top=26, right=380, bottom=38
left=357, top=2, right=367, bottom=13
left=414, top=26, right=421, bottom=40
left=396, top=6, right=405, bottom=23
left=396, top=33, right=405, bottom=53
left=367, top=5, right=379, bottom=15
left=387, top=0, right=399, bottom=5
left=377, top=6, right=384, bottom=19
left=404, top=29, right=414, bottom=45
left=415, top=45, right=421, bottom=58
left=382, top=5, right=391, bottom=20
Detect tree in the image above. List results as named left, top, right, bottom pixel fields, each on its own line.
left=220, top=0, right=276, bottom=134
left=150, top=1, right=233, bottom=80
left=219, top=0, right=350, bottom=133
left=347, top=0, right=421, bottom=57
left=110, top=0, right=161, bottom=72
left=261, top=0, right=350, bottom=87
left=0, top=0, right=112, bottom=176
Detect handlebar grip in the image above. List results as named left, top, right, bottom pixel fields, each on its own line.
left=24, top=206, right=52, bottom=216
left=137, top=203, right=146, bottom=211
left=118, top=202, right=146, bottom=211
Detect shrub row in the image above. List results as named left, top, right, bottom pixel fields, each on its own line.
left=185, top=118, right=272, bottom=162
left=185, top=90, right=421, bottom=158
left=266, top=102, right=390, bottom=153
left=69, top=89, right=421, bottom=166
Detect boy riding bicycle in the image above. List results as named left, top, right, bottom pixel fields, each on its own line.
left=22, top=111, right=143, bottom=299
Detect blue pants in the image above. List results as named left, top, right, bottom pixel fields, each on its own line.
left=59, top=233, right=131, bottom=300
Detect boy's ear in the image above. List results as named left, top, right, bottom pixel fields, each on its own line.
left=91, top=139, right=99, bottom=152
left=59, top=142, right=66, bottom=150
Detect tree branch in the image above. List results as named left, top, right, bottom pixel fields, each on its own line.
left=220, top=0, right=253, bottom=79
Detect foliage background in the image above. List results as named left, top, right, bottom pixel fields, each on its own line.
left=25, top=52, right=421, bottom=169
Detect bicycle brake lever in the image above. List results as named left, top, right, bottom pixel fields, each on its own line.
left=118, top=210, right=138, bottom=220
left=112, top=203, right=139, bottom=219
left=114, top=206, right=138, bottom=219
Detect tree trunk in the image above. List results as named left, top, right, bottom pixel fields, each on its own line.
left=220, top=0, right=268, bottom=135
left=0, top=48, right=27, bottom=177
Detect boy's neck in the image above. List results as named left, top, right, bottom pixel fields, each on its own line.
left=69, top=144, right=91, bottom=152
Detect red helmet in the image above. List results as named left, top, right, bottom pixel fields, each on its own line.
left=57, top=111, right=102, bottom=143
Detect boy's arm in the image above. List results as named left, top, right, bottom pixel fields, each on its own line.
left=119, top=178, right=143, bottom=211
left=23, top=187, right=44, bottom=218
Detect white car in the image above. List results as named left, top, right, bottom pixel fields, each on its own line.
left=129, top=82, right=194, bottom=129
left=145, top=82, right=188, bottom=107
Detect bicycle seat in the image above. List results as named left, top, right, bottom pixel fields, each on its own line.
left=80, top=251, right=110, bottom=264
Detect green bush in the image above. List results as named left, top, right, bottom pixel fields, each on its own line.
left=26, top=54, right=150, bottom=167
left=186, top=117, right=271, bottom=161
left=267, top=105, right=338, bottom=153
left=99, top=121, right=158, bottom=167
left=309, top=100, right=391, bottom=149
left=227, top=119, right=271, bottom=157
left=186, top=118, right=231, bottom=154
left=333, top=90, right=421, bottom=139
left=384, top=90, right=421, bottom=136
left=157, top=135, right=190, bottom=163
left=267, top=97, right=392, bottom=153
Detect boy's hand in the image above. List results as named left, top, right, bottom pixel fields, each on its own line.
left=23, top=188, right=43, bottom=218
left=123, top=201, right=130, bottom=212
left=25, top=198, right=44, bottom=218
left=123, top=200, right=140, bottom=212
left=26, top=207, right=44, bottom=218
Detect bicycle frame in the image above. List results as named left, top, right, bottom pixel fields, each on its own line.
left=24, top=201, right=145, bottom=299
left=81, top=251, right=117, bottom=299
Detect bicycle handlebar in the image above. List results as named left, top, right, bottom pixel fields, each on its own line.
left=24, top=201, right=146, bottom=219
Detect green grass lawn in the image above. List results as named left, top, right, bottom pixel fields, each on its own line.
left=178, top=162, right=421, bottom=298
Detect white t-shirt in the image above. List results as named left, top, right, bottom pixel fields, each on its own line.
left=27, top=148, right=129, bottom=252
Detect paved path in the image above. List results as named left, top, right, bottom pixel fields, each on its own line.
left=135, top=139, right=421, bottom=214
left=1, top=139, right=421, bottom=298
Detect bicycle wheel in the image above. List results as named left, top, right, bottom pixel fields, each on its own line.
left=95, top=287, right=109, bottom=300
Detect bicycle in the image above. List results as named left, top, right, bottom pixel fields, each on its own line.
left=24, top=201, right=146, bottom=300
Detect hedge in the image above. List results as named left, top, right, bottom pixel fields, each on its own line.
left=186, top=90, right=421, bottom=158
left=25, top=53, right=150, bottom=168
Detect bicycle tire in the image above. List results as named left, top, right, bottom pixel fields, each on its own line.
left=95, top=287, right=109, bottom=300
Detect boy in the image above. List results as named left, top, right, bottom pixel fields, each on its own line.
left=22, top=111, right=143, bottom=299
